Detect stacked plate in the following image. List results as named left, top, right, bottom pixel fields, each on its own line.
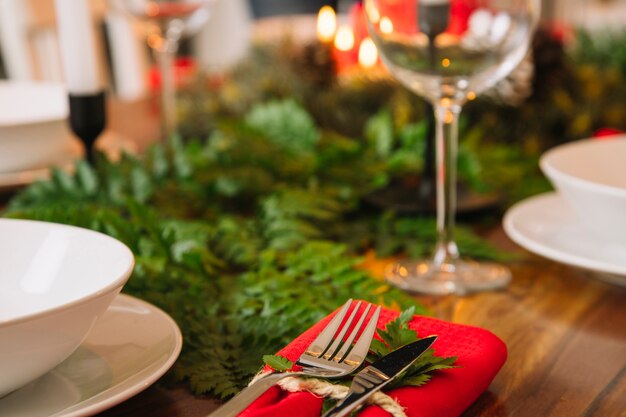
left=0, top=219, right=182, bottom=416
left=503, top=136, right=626, bottom=286
left=0, top=81, right=83, bottom=190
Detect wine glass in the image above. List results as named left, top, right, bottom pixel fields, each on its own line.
left=110, top=0, right=216, bottom=139
left=365, top=0, right=540, bottom=295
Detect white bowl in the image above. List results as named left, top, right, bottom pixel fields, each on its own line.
left=0, top=81, right=74, bottom=173
left=0, top=219, right=134, bottom=397
left=540, top=136, right=626, bottom=244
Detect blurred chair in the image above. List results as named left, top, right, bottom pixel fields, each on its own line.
left=103, top=7, right=149, bottom=100
left=547, top=0, right=626, bottom=31
left=0, top=0, right=149, bottom=100
left=0, top=0, right=63, bottom=81
left=193, top=0, right=253, bottom=73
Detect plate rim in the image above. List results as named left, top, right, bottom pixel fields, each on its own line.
left=0, top=293, right=183, bottom=417
left=503, top=192, right=626, bottom=278
left=0, top=139, right=83, bottom=189
left=60, top=293, right=183, bottom=417
left=0, top=131, right=137, bottom=190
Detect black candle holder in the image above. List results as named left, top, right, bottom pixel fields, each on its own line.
left=68, top=91, right=106, bottom=164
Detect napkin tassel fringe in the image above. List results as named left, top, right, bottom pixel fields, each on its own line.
left=249, top=372, right=408, bottom=417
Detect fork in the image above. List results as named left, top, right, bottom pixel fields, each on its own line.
left=208, top=299, right=381, bottom=417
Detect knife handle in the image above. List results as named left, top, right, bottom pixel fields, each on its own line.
left=207, top=372, right=289, bottom=417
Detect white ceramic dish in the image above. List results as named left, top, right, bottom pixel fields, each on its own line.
left=0, top=131, right=138, bottom=192
left=0, top=219, right=134, bottom=396
left=540, top=136, right=626, bottom=244
left=0, top=138, right=83, bottom=191
left=0, top=294, right=183, bottom=417
left=0, top=81, right=74, bottom=173
left=503, top=192, right=626, bottom=286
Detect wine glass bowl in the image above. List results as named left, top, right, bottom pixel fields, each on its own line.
left=366, top=0, right=539, bottom=104
left=119, top=0, right=213, bottom=43
left=365, top=0, right=540, bottom=295
left=109, top=0, right=216, bottom=139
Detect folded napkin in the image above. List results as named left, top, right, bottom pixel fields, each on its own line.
left=239, top=303, right=507, bottom=417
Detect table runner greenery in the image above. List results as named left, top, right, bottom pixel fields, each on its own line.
left=4, top=28, right=626, bottom=400
left=178, top=28, right=626, bottom=202
left=3, top=124, right=501, bottom=399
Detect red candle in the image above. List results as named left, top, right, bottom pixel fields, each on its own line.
left=367, top=0, right=478, bottom=36
left=333, top=24, right=358, bottom=73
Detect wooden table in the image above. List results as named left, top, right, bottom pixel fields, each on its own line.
left=1, top=97, right=624, bottom=417
left=97, top=226, right=626, bottom=417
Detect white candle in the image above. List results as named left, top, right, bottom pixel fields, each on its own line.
left=55, top=0, right=101, bottom=94
left=0, top=0, right=33, bottom=80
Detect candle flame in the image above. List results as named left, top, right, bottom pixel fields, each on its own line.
left=334, top=24, right=355, bottom=51
left=380, top=17, right=393, bottom=34
left=317, top=6, right=337, bottom=43
left=358, top=37, right=378, bottom=68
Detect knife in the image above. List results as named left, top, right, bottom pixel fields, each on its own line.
left=322, top=335, right=438, bottom=417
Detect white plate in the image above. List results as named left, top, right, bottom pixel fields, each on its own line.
left=0, top=81, right=70, bottom=173
left=0, top=294, right=183, bottom=417
left=0, top=132, right=138, bottom=191
left=503, top=192, right=626, bottom=286
left=0, top=139, right=83, bottom=190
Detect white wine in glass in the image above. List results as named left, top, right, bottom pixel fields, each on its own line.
left=365, top=0, right=540, bottom=295
left=110, top=0, right=215, bottom=139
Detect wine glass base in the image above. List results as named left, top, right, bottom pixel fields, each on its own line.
left=385, top=259, right=511, bottom=295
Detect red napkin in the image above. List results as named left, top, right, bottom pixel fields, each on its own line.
left=239, top=303, right=507, bottom=417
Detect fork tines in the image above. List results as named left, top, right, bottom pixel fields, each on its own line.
left=301, top=299, right=381, bottom=366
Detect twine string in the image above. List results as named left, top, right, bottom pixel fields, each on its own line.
left=249, top=371, right=407, bottom=417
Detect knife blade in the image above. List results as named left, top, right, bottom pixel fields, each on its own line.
left=322, top=335, right=437, bottom=417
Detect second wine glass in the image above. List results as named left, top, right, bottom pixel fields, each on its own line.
left=365, top=0, right=540, bottom=295
left=111, top=0, right=215, bottom=139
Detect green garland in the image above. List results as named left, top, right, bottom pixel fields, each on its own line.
left=3, top=119, right=506, bottom=398
left=180, top=29, right=626, bottom=203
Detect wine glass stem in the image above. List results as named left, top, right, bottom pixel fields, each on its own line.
left=155, top=39, right=179, bottom=141
left=432, top=102, right=461, bottom=267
